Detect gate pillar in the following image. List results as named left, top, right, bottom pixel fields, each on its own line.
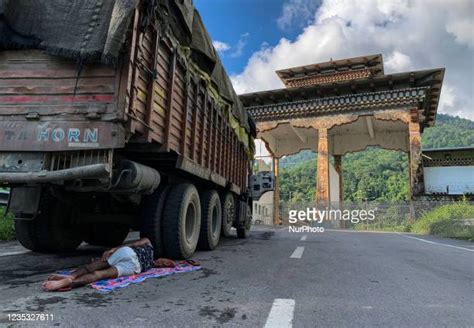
left=316, top=128, right=330, bottom=204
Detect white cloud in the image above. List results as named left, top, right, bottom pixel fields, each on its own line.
left=277, top=0, right=321, bottom=30
left=232, top=0, right=474, bottom=120
left=213, top=40, right=231, bottom=52
left=213, top=34, right=250, bottom=58
left=230, top=33, right=250, bottom=58
left=446, top=19, right=474, bottom=49
left=385, top=51, right=412, bottom=71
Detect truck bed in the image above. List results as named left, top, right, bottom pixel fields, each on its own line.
left=125, top=14, right=248, bottom=192
left=0, top=50, right=125, bottom=151
left=0, top=10, right=249, bottom=194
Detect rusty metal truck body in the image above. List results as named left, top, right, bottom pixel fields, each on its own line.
left=0, top=0, right=254, bottom=258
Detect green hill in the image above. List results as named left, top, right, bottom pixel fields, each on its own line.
left=279, top=114, right=474, bottom=202
left=421, top=114, right=474, bottom=149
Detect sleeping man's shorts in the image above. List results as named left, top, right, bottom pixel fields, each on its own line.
left=107, top=246, right=141, bottom=277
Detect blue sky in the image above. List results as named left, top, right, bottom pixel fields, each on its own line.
left=194, top=0, right=473, bottom=121
left=194, top=0, right=316, bottom=75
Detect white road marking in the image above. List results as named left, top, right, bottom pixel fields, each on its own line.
left=400, top=234, right=474, bottom=252
left=264, top=298, right=295, bottom=328
left=300, top=235, right=307, bottom=241
left=290, top=246, right=304, bottom=259
left=0, top=250, right=30, bottom=257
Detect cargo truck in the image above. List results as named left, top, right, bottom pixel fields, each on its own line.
left=0, top=0, right=255, bottom=259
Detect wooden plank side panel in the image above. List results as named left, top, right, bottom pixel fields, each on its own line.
left=240, top=144, right=246, bottom=190
left=219, top=116, right=224, bottom=176
left=234, top=135, right=239, bottom=185
left=242, top=145, right=246, bottom=190
left=207, top=100, right=214, bottom=169
left=227, top=126, right=232, bottom=182
left=182, top=78, right=192, bottom=157
left=149, top=39, right=173, bottom=144
left=0, top=51, right=116, bottom=78
left=147, top=39, right=170, bottom=148
left=150, top=49, right=169, bottom=144
left=167, top=62, right=186, bottom=154
left=212, top=107, right=218, bottom=173
left=239, top=147, right=243, bottom=190
left=237, top=141, right=241, bottom=188
left=144, top=26, right=159, bottom=142
left=216, top=113, right=222, bottom=175
left=190, top=82, right=201, bottom=163
left=194, top=89, right=203, bottom=164
left=223, top=125, right=229, bottom=182
left=0, top=50, right=117, bottom=115
left=161, top=46, right=176, bottom=152
left=230, top=131, right=235, bottom=183
left=130, top=26, right=157, bottom=137
left=200, top=93, right=208, bottom=166
left=213, top=109, right=220, bottom=174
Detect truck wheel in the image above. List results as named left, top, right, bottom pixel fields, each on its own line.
left=14, top=191, right=83, bottom=252
left=198, top=190, right=221, bottom=250
left=221, top=192, right=235, bottom=237
left=162, top=183, right=201, bottom=259
left=237, top=204, right=252, bottom=239
left=139, top=186, right=170, bottom=258
left=84, top=223, right=129, bottom=247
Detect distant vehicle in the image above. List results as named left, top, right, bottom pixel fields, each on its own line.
left=0, top=0, right=256, bottom=258
left=0, top=189, right=9, bottom=207
left=250, top=171, right=275, bottom=199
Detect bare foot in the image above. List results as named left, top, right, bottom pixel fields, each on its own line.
left=48, top=273, right=71, bottom=281
left=42, top=277, right=73, bottom=291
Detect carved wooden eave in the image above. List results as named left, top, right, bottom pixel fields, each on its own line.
left=242, top=67, right=444, bottom=129
left=422, top=147, right=474, bottom=167
left=248, top=87, right=427, bottom=123
left=276, top=54, right=384, bottom=85
left=257, top=110, right=411, bottom=156
left=256, top=113, right=360, bottom=133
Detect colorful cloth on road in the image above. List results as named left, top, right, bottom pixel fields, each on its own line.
left=57, top=261, right=201, bottom=293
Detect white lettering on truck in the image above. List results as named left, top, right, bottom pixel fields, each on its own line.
left=37, top=128, right=99, bottom=143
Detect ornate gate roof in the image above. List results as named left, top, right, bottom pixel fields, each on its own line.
left=241, top=54, right=444, bottom=129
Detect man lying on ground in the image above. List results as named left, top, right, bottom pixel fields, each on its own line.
left=42, top=237, right=175, bottom=292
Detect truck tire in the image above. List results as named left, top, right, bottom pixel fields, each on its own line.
left=139, top=186, right=170, bottom=258
left=237, top=204, right=252, bottom=239
left=198, top=190, right=221, bottom=250
left=14, top=190, right=83, bottom=252
left=162, top=183, right=201, bottom=259
left=221, top=192, right=235, bottom=237
left=84, top=223, right=129, bottom=247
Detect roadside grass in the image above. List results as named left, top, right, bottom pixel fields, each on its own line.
left=348, top=201, right=474, bottom=240
left=354, top=224, right=411, bottom=233
left=0, top=207, right=15, bottom=241
left=411, top=202, right=474, bottom=241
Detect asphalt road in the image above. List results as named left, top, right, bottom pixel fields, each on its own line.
left=0, top=226, right=473, bottom=327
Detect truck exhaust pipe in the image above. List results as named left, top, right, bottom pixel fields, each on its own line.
left=0, top=163, right=111, bottom=184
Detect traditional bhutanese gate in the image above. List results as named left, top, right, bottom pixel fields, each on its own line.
left=240, top=54, right=445, bottom=224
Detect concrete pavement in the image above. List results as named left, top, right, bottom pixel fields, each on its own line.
left=0, top=226, right=472, bottom=327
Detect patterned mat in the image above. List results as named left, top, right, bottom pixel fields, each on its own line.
left=58, top=261, right=201, bottom=293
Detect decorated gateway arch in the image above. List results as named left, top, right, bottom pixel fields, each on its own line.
left=240, top=54, right=445, bottom=224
